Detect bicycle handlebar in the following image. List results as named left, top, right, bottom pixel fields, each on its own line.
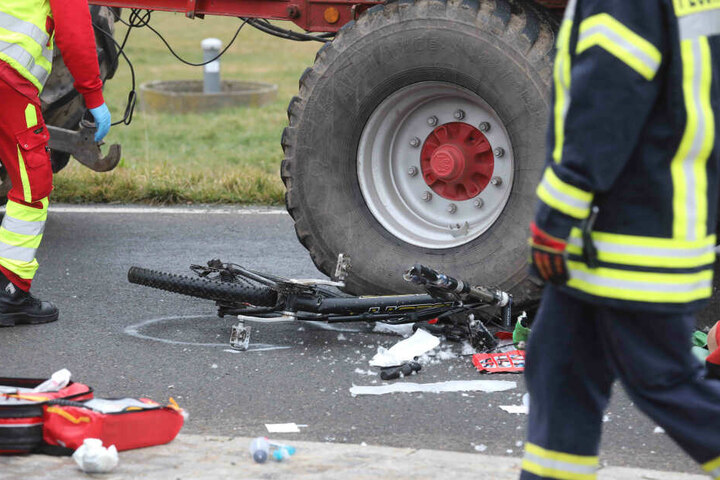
left=403, top=264, right=511, bottom=307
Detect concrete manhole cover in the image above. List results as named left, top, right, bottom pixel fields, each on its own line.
left=140, top=80, right=277, bottom=114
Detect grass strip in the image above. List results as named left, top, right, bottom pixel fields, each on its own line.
left=53, top=12, right=318, bottom=205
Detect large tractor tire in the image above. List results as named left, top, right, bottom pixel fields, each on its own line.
left=282, top=0, right=556, bottom=307
left=0, top=6, right=119, bottom=199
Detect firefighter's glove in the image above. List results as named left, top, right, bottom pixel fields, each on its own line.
left=89, top=103, right=111, bottom=143
left=529, top=222, right=569, bottom=285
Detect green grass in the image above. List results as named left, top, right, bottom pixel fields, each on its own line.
left=53, top=13, right=320, bottom=205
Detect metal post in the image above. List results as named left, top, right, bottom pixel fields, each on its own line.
left=201, top=38, right=222, bottom=94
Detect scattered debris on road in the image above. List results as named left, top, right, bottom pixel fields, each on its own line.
left=373, top=322, right=414, bottom=337
left=73, top=438, right=119, bottom=473
left=250, top=437, right=296, bottom=463
left=265, top=423, right=305, bottom=433
left=499, top=393, right=530, bottom=415
left=370, top=328, right=440, bottom=368
left=472, top=350, right=526, bottom=374
left=499, top=405, right=529, bottom=415
left=380, top=361, right=422, bottom=380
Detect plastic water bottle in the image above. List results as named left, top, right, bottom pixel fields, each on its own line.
left=269, top=442, right=296, bottom=461
left=250, top=437, right=269, bottom=463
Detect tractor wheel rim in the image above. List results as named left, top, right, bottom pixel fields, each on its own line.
left=357, top=82, right=514, bottom=249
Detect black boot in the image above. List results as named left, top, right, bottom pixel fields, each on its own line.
left=0, top=279, right=58, bottom=327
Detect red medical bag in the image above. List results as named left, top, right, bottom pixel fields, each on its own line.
left=43, top=397, right=184, bottom=453
left=0, top=377, right=93, bottom=454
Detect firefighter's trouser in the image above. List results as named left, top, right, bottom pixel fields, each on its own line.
left=0, top=77, right=52, bottom=291
left=521, top=285, right=720, bottom=480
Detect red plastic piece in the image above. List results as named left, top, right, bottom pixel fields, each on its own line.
left=472, top=350, right=526, bottom=373
left=494, top=331, right=513, bottom=340
left=420, top=122, right=494, bottom=201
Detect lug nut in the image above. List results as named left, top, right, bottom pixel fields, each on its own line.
left=491, top=176, right=503, bottom=186
left=447, top=203, right=457, bottom=214
left=422, top=191, right=433, bottom=202
left=409, top=137, right=421, bottom=148
left=494, top=147, right=505, bottom=158
left=453, top=109, right=465, bottom=120
left=473, top=198, right=484, bottom=208
left=427, top=116, right=438, bottom=127
left=479, top=122, right=491, bottom=132
left=408, top=166, right=418, bottom=177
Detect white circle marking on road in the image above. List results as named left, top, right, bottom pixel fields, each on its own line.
left=124, top=315, right=291, bottom=351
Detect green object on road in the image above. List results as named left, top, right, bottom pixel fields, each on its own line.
left=513, top=313, right=531, bottom=348
left=693, top=330, right=708, bottom=348
left=692, top=346, right=710, bottom=363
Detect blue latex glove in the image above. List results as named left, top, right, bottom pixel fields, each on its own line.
left=89, top=103, right=111, bottom=143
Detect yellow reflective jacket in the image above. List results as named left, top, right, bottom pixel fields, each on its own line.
left=535, top=0, right=720, bottom=313
left=0, top=0, right=54, bottom=91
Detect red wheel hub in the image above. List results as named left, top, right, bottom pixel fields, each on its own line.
left=420, top=122, right=494, bottom=201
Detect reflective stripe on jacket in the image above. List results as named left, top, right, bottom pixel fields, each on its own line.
left=534, top=0, right=720, bottom=313
left=0, top=0, right=53, bottom=91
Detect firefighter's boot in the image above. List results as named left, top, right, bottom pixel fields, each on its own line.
left=0, top=281, right=58, bottom=326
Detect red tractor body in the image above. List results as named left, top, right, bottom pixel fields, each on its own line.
left=89, top=0, right=566, bottom=31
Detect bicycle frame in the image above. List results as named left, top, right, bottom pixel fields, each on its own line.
left=134, top=258, right=514, bottom=351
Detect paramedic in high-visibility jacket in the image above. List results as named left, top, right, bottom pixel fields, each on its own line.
left=523, top=0, right=720, bottom=478
left=0, top=0, right=110, bottom=326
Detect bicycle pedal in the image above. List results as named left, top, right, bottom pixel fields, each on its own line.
left=229, top=323, right=252, bottom=351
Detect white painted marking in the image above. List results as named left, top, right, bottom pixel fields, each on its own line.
left=124, top=315, right=290, bottom=351
left=349, top=380, right=516, bottom=396
left=3, top=205, right=287, bottom=215
left=305, top=321, right=369, bottom=333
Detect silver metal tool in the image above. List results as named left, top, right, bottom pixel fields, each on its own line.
left=47, top=119, right=121, bottom=172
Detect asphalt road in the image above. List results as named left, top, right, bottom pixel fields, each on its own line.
left=0, top=205, right=701, bottom=474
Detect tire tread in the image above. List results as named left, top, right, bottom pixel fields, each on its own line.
left=127, top=267, right=277, bottom=307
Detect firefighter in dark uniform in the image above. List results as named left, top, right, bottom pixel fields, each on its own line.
left=524, top=0, right=720, bottom=478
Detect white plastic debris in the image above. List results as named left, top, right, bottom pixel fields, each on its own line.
left=72, top=438, right=119, bottom=473
left=474, top=444, right=488, bottom=452
left=372, top=323, right=415, bottom=337
left=370, top=328, right=440, bottom=367
left=499, top=405, right=529, bottom=414
left=499, top=393, right=530, bottom=414
left=350, top=380, right=516, bottom=396
left=461, top=341, right=476, bottom=356
left=265, top=423, right=302, bottom=433
left=654, top=426, right=665, bottom=434
left=32, top=369, right=71, bottom=392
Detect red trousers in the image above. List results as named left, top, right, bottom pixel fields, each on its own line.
left=0, top=77, right=54, bottom=290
